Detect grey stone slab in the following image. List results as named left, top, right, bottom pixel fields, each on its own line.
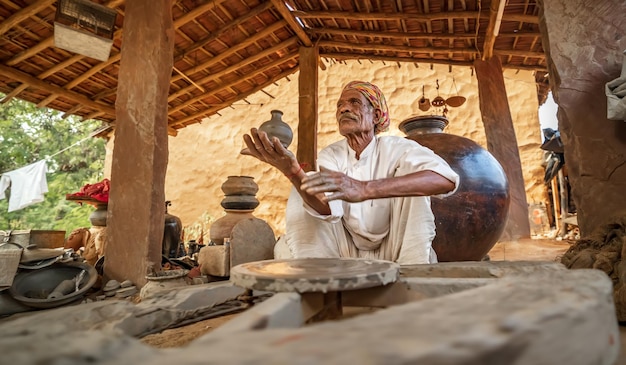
left=400, top=260, right=566, bottom=278
left=0, top=267, right=618, bottom=365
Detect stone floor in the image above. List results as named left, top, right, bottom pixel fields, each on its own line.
left=487, top=237, right=571, bottom=262
left=5, top=237, right=626, bottom=364
left=488, top=237, right=626, bottom=365
left=141, top=237, right=626, bottom=365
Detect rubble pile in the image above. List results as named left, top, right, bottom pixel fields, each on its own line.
left=560, top=214, right=626, bottom=320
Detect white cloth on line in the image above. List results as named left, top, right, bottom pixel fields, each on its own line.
left=277, top=135, right=459, bottom=265
left=0, top=160, right=49, bottom=212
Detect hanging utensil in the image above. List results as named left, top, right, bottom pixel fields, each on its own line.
left=432, top=79, right=446, bottom=107
left=446, top=96, right=466, bottom=107
left=418, top=85, right=431, bottom=111
left=445, top=77, right=466, bottom=107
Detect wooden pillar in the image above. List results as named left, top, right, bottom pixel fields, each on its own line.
left=297, top=46, right=318, bottom=172
left=474, top=57, right=531, bottom=240
left=105, top=0, right=174, bottom=286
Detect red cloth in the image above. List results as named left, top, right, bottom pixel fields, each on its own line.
left=67, top=178, right=110, bottom=203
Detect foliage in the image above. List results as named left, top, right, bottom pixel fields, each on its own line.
left=0, top=95, right=106, bottom=236
left=182, top=210, right=214, bottom=244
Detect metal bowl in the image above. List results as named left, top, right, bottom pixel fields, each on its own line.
left=9, top=261, right=97, bottom=309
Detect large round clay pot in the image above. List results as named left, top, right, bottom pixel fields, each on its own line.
left=209, top=210, right=255, bottom=245
left=258, top=110, right=293, bottom=148
left=399, top=115, right=510, bottom=261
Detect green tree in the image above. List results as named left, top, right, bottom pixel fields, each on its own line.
left=0, top=95, right=106, bottom=235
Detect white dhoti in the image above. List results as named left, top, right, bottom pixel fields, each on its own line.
left=275, top=187, right=438, bottom=265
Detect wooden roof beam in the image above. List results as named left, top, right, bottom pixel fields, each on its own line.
left=319, top=40, right=476, bottom=54
left=169, top=68, right=298, bottom=128
left=319, top=40, right=545, bottom=59
left=168, top=37, right=298, bottom=102
left=173, top=0, right=229, bottom=28
left=307, top=27, right=541, bottom=40
left=0, top=84, right=27, bottom=103
left=269, top=0, right=312, bottom=47
left=174, top=1, right=274, bottom=62
left=483, top=0, right=506, bottom=60
left=321, top=52, right=547, bottom=72
left=0, top=64, right=115, bottom=115
left=0, top=0, right=55, bottom=37
left=172, top=20, right=287, bottom=82
left=292, top=10, right=538, bottom=24
left=168, top=54, right=298, bottom=116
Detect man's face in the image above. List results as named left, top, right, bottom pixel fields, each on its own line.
left=336, top=89, right=379, bottom=137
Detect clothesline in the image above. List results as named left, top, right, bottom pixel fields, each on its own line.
left=0, top=126, right=109, bottom=175
left=45, top=133, right=92, bottom=159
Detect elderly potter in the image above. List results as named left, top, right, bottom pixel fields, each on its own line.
left=241, top=81, right=459, bottom=264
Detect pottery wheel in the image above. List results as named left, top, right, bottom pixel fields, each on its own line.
left=230, top=257, right=399, bottom=293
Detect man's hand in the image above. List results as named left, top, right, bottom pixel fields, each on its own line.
left=300, top=167, right=368, bottom=203
left=241, top=128, right=300, bottom=176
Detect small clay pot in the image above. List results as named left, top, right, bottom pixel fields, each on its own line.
left=258, top=110, right=293, bottom=148
left=221, top=176, right=259, bottom=196
left=89, top=204, right=108, bottom=226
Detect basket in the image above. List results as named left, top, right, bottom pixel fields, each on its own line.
left=0, top=230, right=66, bottom=249
left=0, top=244, right=23, bottom=289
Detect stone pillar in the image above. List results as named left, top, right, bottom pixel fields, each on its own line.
left=474, top=57, right=531, bottom=240
left=105, top=0, right=174, bottom=286
left=538, top=0, right=626, bottom=236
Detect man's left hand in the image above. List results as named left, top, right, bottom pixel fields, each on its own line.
left=300, top=167, right=367, bottom=202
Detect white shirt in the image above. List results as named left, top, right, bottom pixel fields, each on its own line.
left=0, top=160, right=49, bottom=212
left=303, top=135, right=459, bottom=250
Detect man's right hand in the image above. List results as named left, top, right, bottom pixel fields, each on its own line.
left=241, top=128, right=300, bottom=176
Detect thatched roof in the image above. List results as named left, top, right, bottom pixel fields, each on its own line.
left=0, top=0, right=546, bottom=134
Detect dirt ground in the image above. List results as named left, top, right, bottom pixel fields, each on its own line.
left=140, top=237, right=626, bottom=364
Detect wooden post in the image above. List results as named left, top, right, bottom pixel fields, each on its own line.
left=474, top=57, right=531, bottom=240
left=558, top=169, right=569, bottom=236
left=105, top=0, right=174, bottom=286
left=550, top=176, right=560, bottom=231
left=297, top=46, right=319, bottom=172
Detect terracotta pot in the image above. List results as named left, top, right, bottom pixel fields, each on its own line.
left=140, top=269, right=188, bottom=300
left=220, top=195, right=259, bottom=210
left=258, top=110, right=293, bottom=148
left=209, top=210, right=254, bottom=244
left=399, top=115, right=510, bottom=261
left=221, top=176, right=259, bottom=196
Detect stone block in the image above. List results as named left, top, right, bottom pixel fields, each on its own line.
left=198, top=245, right=229, bottom=277
left=230, top=218, right=276, bottom=268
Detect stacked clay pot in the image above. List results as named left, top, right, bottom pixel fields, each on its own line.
left=209, top=176, right=259, bottom=245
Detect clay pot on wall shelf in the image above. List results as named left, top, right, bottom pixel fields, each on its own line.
left=399, top=115, right=510, bottom=262
left=258, top=110, right=293, bottom=148
left=89, top=203, right=108, bottom=226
